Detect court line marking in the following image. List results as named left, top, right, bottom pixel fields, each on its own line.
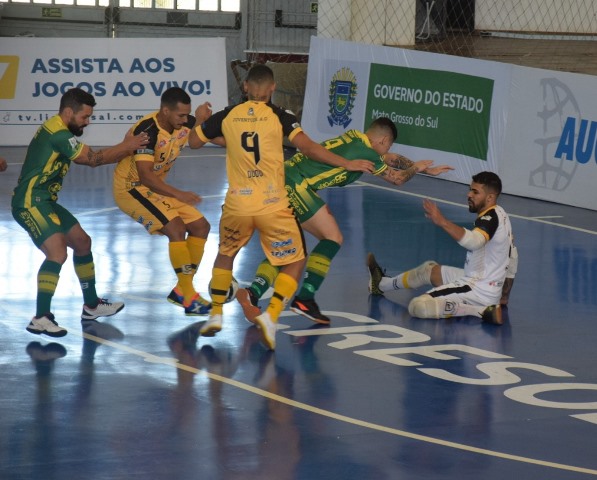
left=9, top=164, right=594, bottom=472
left=61, top=327, right=597, bottom=476
left=71, top=180, right=597, bottom=236
left=355, top=180, right=597, bottom=236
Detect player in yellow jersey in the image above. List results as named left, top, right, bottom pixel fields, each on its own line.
left=189, top=64, right=375, bottom=350
left=12, top=88, right=148, bottom=337
left=113, top=87, right=213, bottom=316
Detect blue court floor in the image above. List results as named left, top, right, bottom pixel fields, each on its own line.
left=1, top=146, right=597, bottom=480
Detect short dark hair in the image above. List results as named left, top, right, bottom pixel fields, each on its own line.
left=472, top=171, right=502, bottom=195
left=161, top=87, right=191, bottom=109
left=246, top=64, right=274, bottom=84
left=59, top=88, right=96, bottom=113
left=369, top=117, right=398, bottom=142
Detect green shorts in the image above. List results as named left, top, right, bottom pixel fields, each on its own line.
left=12, top=202, right=79, bottom=248
left=285, top=168, right=325, bottom=223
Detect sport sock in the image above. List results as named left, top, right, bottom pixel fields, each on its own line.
left=209, top=267, right=233, bottom=315
left=168, top=241, right=196, bottom=305
left=74, top=253, right=98, bottom=307
left=297, top=239, right=341, bottom=300
left=265, top=272, right=298, bottom=322
left=36, top=260, right=62, bottom=317
left=249, top=259, right=281, bottom=300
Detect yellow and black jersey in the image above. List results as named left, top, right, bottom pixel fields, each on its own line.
left=113, top=112, right=195, bottom=191
left=195, top=100, right=302, bottom=216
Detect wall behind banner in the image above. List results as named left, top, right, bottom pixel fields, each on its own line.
left=0, top=37, right=228, bottom=146
left=302, top=36, right=597, bottom=211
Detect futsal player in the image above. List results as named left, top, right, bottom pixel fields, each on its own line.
left=367, top=171, right=517, bottom=325
left=236, top=117, right=453, bottom=325
left=113, top=87, right=213, bottom=317
left=188, top=64, right=375, bottom=349
left=12, top=87, right=148, bottom=337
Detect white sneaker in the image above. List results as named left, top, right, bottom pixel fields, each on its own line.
left=81, top=298, right=125, bottom=320
left=26, top=313, right=68, bottom=338
left=200, top=314, right=223, bottom=336
left=254, top=312, right=277, bottom=350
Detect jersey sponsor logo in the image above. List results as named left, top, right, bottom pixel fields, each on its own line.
left=248, top=107, right=254, bottom=116
left=68, top=136, right=78, bottom=149
left=239, top=188, right=253, bottom=195
left=272, top=238, right=293, bottom=248
left=263, top=197, right=280, bottom=205
left=327, top=67, right=357, bottom=128
left=271, top=248, right=297, bottom=258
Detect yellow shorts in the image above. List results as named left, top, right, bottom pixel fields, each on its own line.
left=114, top=185, right=204, bottom=234
left=218, top=204, right=306, bottom=266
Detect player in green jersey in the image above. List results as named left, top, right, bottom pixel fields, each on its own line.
left=236, top=117, right=453, bottom=324
left=11, top=87, right=148, bottom=337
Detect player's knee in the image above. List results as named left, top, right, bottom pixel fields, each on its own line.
left=408, top=294, right=440, bottom=319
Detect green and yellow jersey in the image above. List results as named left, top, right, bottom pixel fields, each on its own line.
left=12, top=115, right=84, bottom=209
left=285, top=129, right=388, bottom=190
left=195, top=100, right=302, bottom=216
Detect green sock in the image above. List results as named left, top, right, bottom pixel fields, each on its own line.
left=36, top=260, right=62, bottom=317
left=297, top=240, right=341, bottom=300
left=74, top=253, right=98, bottom=307
left=249, top=259, right=281, bottom=300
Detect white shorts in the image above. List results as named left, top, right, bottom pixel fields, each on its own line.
left=425, top=265, right=501, bottom=307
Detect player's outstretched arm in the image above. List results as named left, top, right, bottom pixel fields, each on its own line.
left=378, top=160, right=432, bottom=186
left=423, top=165, right=454, bottom=176
left=291, top=132, right=375, bottom=173
left=74, top=131, right=149, bottom=167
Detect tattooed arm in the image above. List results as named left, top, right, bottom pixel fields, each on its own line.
left=383, top=152, right=417, bottom=170
left=74, top=131, right=149, bottom=167
left=377, top=159, right=433, bottom=186
left=383, top=153, right=454, bottom=177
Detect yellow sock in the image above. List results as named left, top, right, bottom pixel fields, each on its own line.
left=168, top=241, right=196, bottom=305
left=265, top=272, right=298, bottom=322
left=186, top=236, right=206, bottom=274
left=209, top=267, right=232, bottom=315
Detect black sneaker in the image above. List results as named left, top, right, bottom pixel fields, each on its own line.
left=481, top=305, right=503, bottom=325
left=366, top=253, right=388, bottom=296
left=290, top=297, right=331, bottom=325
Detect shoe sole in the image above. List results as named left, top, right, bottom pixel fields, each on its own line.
left=26, top=326, right=67, bottom=338
left=185, top=310, right=211, bottom=317
left=199, top=324, right=222, bottom=336
left=236, top=290, right=261, bottom=324
left=290, top=306, right=331, bottom=325
left=366, top=253, right=385, bottom=296
left=254, top=317, right=276, bottom=350
left=167, top=297, right=184, bottom=308
left=81, top=304, right=125, bottom=320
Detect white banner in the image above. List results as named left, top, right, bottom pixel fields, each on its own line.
left=0, top=38, right=228, bottom=146
left=502, top=66, right=597, bottom=210
left=302, top=36, right=512, bottom=185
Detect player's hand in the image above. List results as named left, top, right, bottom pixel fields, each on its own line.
left=345, top=159, right=375, bottom=173
left=423, top=198, right=446, bottom=226
left=177, top=191, right=202, bottom=205
left=0, top=157, right=7, bottom=172
left=414, top=160, right=434, bottom=172
left=424, top=165, right=454, bottom=176
left=195, top=102, right=212, bottom=125
left=122, top=130, right=149, bottom=152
